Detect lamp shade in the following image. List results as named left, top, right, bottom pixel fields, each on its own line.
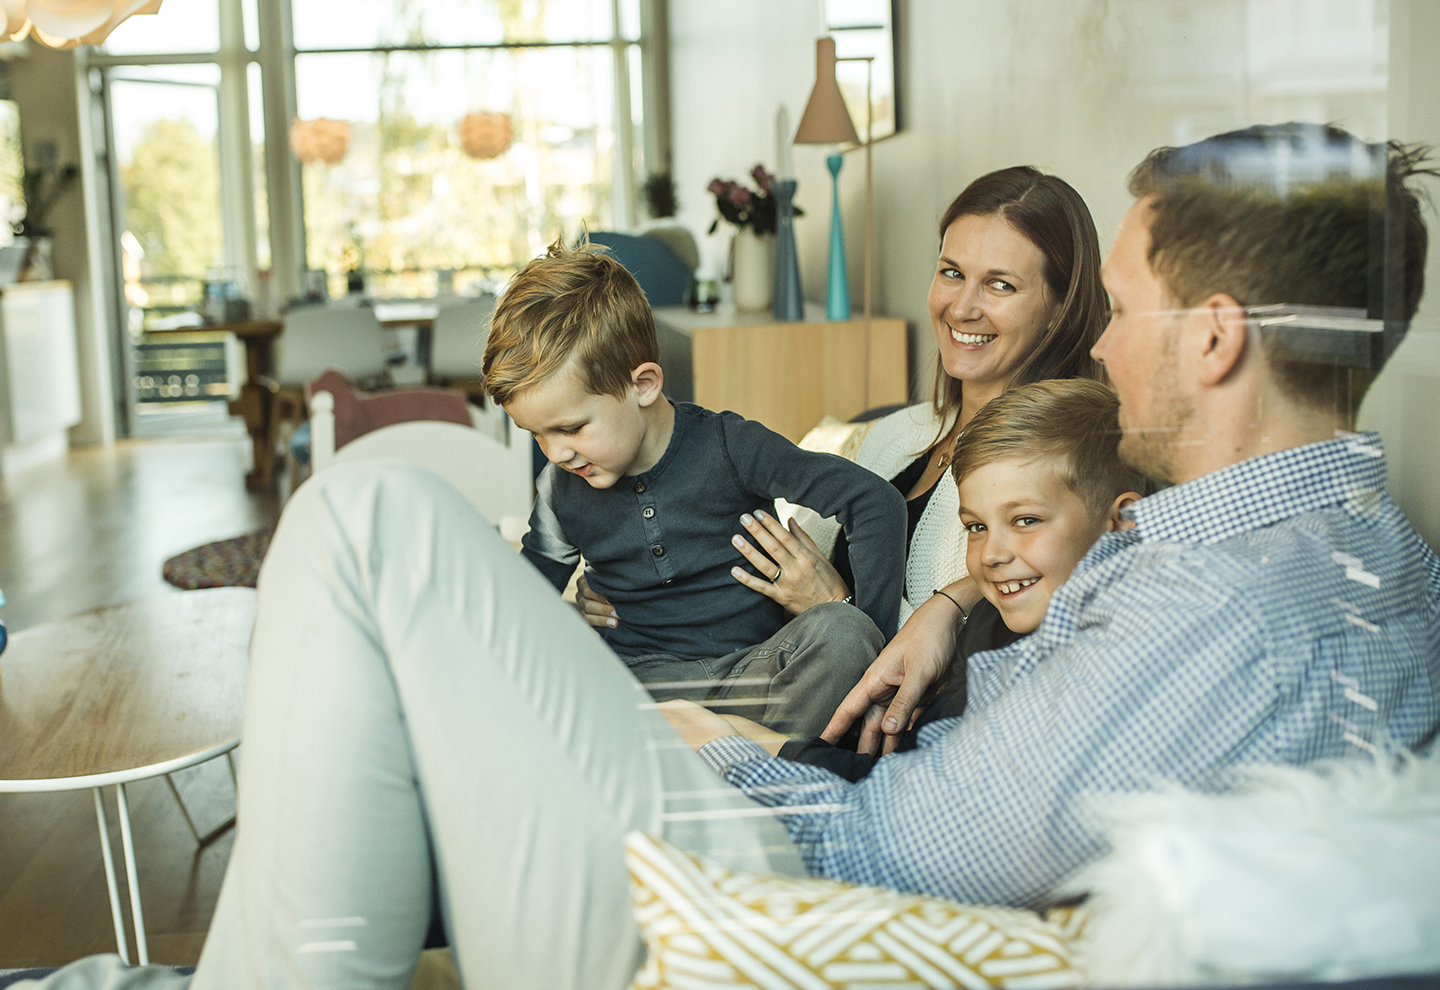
left=2, top=0, right=162, bottom=49
left=289, top=118, right=351, bottom=166
left=458, top=112, right=514, bottom=160
left=794, top=37, right=859, bottom=146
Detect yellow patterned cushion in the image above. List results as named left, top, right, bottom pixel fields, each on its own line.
left=625, top=832, right=1089, bottom=990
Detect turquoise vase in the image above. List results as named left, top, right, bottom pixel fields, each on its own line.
left=772, top=179, right=804, bottom=320
left=825, top=153, right=851, bottom=321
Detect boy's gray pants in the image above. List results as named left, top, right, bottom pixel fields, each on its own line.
left=622, top=601, right=885, bottom=737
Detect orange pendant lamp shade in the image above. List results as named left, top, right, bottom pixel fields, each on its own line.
left=289, top=118, right=352, bottom=166
left=458, top=113, right=514, bottom=160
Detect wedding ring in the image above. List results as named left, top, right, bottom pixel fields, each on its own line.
left=771, top=566, right=783, bottom=582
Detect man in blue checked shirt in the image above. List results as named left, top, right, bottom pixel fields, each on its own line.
left=666, top=123, right=1440, bottom=908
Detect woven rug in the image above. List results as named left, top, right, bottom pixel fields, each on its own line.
left=163, top=526, right=275, bottom=590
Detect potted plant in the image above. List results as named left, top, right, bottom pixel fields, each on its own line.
left=706, top=165, right=801, bottom=311
left=14, top=143, right=79, bottom=282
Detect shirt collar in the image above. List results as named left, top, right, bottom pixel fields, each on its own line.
left=1127, top=431, right=1388, bottom=546
left=629, top=399, right=694, bottom=485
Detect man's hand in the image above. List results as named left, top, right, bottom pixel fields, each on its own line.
left=821, top=579, right=978, bottom=755
left=575, top=573, right=618, bottom=629
left=657, top=699, right=740, bottom=751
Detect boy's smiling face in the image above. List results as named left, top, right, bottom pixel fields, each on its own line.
left=958, top=455, right=1129, bottom=634
left=504, top=357, right=664, bottom=489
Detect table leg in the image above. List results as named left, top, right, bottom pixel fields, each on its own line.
left=92, top=788, right=131, bottom=965
left=230, top=381, right=275, bottom=491
left=115, top=783, right=150, bottom=965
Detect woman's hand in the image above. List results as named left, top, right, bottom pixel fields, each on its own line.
left=729, top=511, right=851, bottom=616
left=821, top=578, right=980, bottom=756
left=574, top=573, right=618, bottom=629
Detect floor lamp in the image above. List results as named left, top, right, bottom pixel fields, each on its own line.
left=794, top=37, right=875, bottom=408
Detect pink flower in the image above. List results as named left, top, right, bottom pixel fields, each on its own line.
left=708, top=178, right=727, bottom=196
left=751, top=164, right=775, bottom=192
left=727, top=185, right=752, bottom=206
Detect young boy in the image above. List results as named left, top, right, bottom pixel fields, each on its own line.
left=773, top=378, right=1145, bottom=777
left=482, top=241, right=907, bottom=736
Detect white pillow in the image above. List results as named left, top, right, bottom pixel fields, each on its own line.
left=1071, top=750, right=1440, bottom=986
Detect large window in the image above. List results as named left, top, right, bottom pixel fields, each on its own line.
left=290, top=0, right=647, bottom=298
left=84, top=0, right=659, bottom=433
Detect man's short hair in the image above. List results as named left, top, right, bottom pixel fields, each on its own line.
left=483, top=238, right=660, bottom=406
left=1127, top=123, right=1435, bottom=413
left=951, top=378, right=1148, bottom=514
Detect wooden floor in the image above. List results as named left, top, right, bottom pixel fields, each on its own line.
left=0, top=437, right=280, bottom=968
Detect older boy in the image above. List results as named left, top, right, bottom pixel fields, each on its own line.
left=767, top=378, right=1146, bottom=779
left=482, top=240, right=906, bottom=735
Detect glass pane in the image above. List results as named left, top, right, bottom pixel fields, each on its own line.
left=292, top=0, right=615, bottom=51
left=618, top=0, right=640, bottom=41
left=110, top=66, right=224, bottom=320
left=243, top=0, right=259, bottom=50
left=831, top=26, right=896, bottom=142
left=99, top=0, right=220, bottom=55
left=248, top=63, right=271, bottom=270
left=294, top=46, right=616, bottom=296
left=627, top=42, right=644, bottom=178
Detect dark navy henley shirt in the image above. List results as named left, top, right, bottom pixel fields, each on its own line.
left=521, top=401, right=907, bottom=660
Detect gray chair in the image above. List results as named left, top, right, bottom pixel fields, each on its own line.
left=429, top=296, right=495, bottom=386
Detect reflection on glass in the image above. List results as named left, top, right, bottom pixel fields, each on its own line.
left=99, top=0, right=220, bottom=54
left=295, top=46, right=617, bottom=297
left=291, top=0, right=615, bottom=50
left=1116, top=0, right=1388, bottom=144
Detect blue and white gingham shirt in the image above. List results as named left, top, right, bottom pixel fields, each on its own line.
left=699, top=432, right=1440, bottom=908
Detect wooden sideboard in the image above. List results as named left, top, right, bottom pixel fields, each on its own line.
left=652, top=303, right=908, bottom=442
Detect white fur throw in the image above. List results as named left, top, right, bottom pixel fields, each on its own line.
left=1072, top=749, right=1440, bottom=986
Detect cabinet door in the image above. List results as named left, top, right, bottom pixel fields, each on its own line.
left=2, top=284, right=82, bottom=444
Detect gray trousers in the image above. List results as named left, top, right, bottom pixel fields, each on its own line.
left=623, top=602, right=884, bottom=737
left=23, top=464, right=801, bottom=990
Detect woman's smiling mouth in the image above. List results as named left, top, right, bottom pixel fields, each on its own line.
left=951, top=328, right=998, bottom=346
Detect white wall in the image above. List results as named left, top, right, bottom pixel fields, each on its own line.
left=8, top=46, right=117, bottom=447
left=669, top=0, right=1439, bottom=548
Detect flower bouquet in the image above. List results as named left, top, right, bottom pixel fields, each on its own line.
left=706, top=165, right=801, bottom=235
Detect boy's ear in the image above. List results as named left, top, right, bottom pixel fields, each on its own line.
left=631, top=362, right=665, bottom=407
left=1106, top=492, right=1142, bottom=532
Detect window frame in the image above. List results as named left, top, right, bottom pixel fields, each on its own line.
left=84, top=0, right=669, bottom=302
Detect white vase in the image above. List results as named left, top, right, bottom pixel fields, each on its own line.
left=731, top=228, right=774, bottom=312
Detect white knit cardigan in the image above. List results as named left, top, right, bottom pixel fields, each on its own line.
left=787, top=403, right=968, bottom=627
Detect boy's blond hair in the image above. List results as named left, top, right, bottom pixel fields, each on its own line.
left=483, top=238, right=660, bottom=405
left=951, top=379, right=1149, bottom=513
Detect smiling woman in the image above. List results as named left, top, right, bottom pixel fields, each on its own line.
left=787, top=166, right=1111, bottom=632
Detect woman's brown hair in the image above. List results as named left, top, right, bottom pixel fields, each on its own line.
left=931, top=166, right=1107, bottom=433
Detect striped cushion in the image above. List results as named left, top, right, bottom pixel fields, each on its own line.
left=625, top=832, right=1088, bottom=990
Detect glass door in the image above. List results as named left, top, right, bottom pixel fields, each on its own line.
left=105, top=65, right=242, bottom=437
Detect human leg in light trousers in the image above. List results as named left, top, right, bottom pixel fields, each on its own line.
left=22, top=463, right=801, bottom=990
